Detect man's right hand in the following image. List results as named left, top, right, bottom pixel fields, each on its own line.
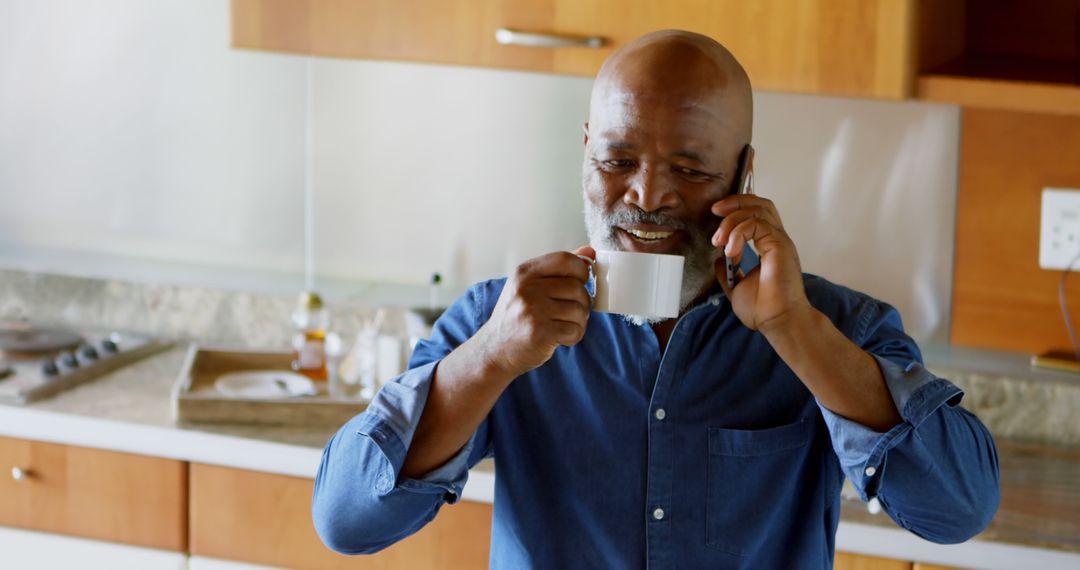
left=400, top=245, right=595, bottom=478
left=475, top=246, right=596, bottom=378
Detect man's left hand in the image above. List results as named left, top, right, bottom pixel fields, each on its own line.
left=710, top=195, right=813, bottom=333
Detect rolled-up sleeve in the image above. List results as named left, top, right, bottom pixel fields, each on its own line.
left=817, top=298, right=1000, bottom=544
left=312, top=284, right=495, bottom=554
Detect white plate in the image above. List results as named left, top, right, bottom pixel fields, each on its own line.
left=214, top=370, right=316, bottom=399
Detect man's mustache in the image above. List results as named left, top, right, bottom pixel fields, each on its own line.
left=600, top=209, right=718, bottom=239
left=601, top=209, right=690, bottom=231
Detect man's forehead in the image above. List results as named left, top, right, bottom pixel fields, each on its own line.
left=590, top=95, right=732, bottom=149
left=593, top=78, right=725, bottom=112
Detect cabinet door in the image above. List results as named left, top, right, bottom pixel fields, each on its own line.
left=835, top=551, right=913, bottom=570
left=189, top=463, right=492, bottom=570
left=232, top=0, right=915, bottom=99
left=0, top=435, right=188, bottom=551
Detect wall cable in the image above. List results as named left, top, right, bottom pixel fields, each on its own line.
left=1058, top=249, right=1080, bottom=361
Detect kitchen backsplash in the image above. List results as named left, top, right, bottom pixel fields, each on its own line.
left=4, top=267, right=1079, bottom=448
left=0, top=268, right=389, bottom=350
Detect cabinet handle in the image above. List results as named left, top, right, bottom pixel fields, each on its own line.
left=494, top=28, right=604, bottom=49
left=11, top=466, right=29, bottom=481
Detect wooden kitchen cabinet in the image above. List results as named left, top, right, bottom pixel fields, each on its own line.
left=835, top=552, right=970, bottom=570
left=0, top=435, right=188, bottom=551
left=835, top=551, right=913, bottom=570
left=916, top=0, right=1080, bottom=116
left=232, top=0, right=916, bottom=99
left=188, top=462, right=492, bottom=570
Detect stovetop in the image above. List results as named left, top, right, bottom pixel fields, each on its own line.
left=0, top=327, right=171, bottom=404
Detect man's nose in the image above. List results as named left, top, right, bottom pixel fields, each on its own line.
left=624, top=166, right=679, bottom=212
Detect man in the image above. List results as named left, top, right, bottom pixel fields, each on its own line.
left=313, top=30, right=999, bottom=569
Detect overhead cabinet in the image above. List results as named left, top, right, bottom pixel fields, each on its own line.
left=231, top=0, right=917, bottom=99
left=917, top=0, right=1080, bottom=116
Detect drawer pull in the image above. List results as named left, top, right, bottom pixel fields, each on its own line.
left=494, top=28, right=604, bottom=49
left=11, top=466, right=29, bottom=481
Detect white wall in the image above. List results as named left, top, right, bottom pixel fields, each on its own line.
left=0, top=0, right=308, bottom=276
left=0, top=0, right=958, bottom=343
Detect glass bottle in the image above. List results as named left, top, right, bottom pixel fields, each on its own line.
left=291, top=291, right=329, bottom=380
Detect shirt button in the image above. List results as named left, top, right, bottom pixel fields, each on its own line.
left=653, top=507, right=665, bottom=520
left=864, top=466, right=877, bottom=477
left=654, top=408, right=666, bottom=421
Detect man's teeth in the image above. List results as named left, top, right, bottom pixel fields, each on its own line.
left=625, top=228, right=673, bottom=241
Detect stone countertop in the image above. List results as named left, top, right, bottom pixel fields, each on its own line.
left=11, top=345, right=340, bottom=449
left=0, top=346, right=1078, bottom=569
left=839, top=440, right=1080, bottom=554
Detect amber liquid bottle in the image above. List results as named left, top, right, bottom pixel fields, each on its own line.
left=291, top=291, right=329, bottom=380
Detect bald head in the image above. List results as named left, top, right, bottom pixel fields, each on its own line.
left=589, top=30, right=753, bottom=147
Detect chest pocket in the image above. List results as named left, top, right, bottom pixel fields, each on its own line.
left=705, top=419, right=816, bottom=557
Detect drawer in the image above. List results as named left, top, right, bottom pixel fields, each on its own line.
left=189, top=463, right=492, bottom=569
left=0, top=435, right=188, bottom=551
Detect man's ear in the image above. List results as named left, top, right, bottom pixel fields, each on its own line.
left=582, top=122, right=589, bottom=146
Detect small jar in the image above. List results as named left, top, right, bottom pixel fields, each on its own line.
left=291, top=291, right=329, bottom=380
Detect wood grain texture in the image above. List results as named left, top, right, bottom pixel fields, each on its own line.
left=916, top=0, right=965, bottom=73
left=189, top=463, right=492, bottom=569
left=835, top=551, right=913, bottom=570
left=951, top=108, right=1080, bottom=353
left=917, top=75, right=1080, bottom=117
left=915, top=0, right=1080, bottom=115
left=0, top=435, right=188, bottom=551
left=231, top=0, right=915, bottom=99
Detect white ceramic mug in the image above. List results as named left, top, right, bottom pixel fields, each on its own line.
left=590, top=251, right=685, bottom=319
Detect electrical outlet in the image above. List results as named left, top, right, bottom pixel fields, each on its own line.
left=1040, top=188, right=1080, bottom=270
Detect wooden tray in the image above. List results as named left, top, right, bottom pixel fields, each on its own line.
left=172, top=344, right=367, bottom=427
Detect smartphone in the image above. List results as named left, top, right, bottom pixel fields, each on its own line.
left=724, top=144, right=761, bottom=289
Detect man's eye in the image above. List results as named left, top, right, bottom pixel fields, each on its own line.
left=676, top=166, right=709, bottom=179
left=600, top=159, right=634, bottom=170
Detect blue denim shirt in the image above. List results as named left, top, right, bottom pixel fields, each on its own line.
left=313, top=274, right=1000, bottom=569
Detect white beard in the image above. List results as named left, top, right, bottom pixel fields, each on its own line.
left=583, top=194, right=720, bottom=326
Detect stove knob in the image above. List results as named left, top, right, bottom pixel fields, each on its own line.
left=58, top=351, right=78, bottom=368
left=42, top=360, right=60, bottom=377
left=100, top=339, right=119, bottom=354
left=78, top=345, right=99, bottom=361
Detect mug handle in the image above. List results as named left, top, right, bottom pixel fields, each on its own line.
left=576, top=255, right=596, bottom=299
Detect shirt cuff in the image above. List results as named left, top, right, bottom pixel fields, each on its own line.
left=397, top=434, right=473, bottom=504
left=356, top=360, right=472, bottom=502
left=817, top=354, right=965, bottom=500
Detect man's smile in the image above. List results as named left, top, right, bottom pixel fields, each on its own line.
left=616, top=224, right=684, bottom=253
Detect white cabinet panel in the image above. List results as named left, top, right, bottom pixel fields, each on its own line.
left=0, top=525, right=186, bottom=570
